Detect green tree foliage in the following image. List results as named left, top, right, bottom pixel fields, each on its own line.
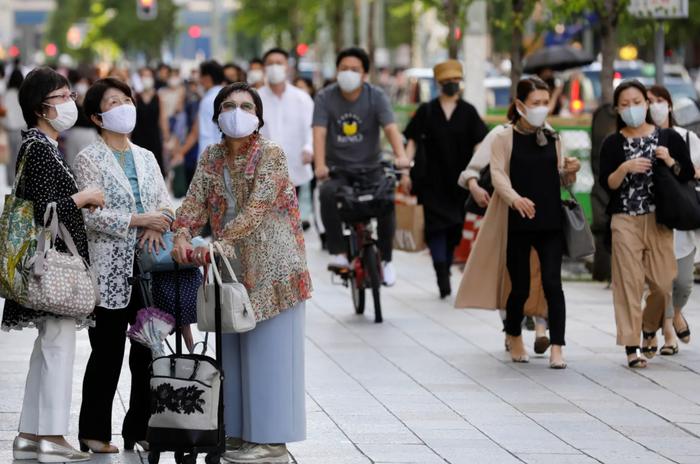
left=46, top=0, right=179, bottom=61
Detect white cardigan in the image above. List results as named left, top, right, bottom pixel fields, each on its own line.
left=458, top=124, right=510, bottom=190
left=73, top=138, right=172, bottom=309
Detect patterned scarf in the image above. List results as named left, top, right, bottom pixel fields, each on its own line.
left=514, top=120, right=559, bottom=147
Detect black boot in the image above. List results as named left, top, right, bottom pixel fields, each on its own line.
left=434, top=262, right=451, bottom=299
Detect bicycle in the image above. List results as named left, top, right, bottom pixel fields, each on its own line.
left=327, top=165, right=397, bottom=323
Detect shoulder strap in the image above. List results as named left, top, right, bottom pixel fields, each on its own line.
left=657, top=128, right=669, bottom=147
left=686, top=129, right=690, bottom=147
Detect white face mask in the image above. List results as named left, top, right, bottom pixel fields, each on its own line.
left=247, top=69, right=264, bottom=85
left=168, top=77, right=181, bottom=88
left=337, top=70, right=362, bottom=93
left=45, top=100, right=78, bottom=132
left=265, top=64, right=287, bottom=85
left=620, top=104, right=648, bottom=128
left=141, top=76, right=155, bottom=91
left=518, top=104, right=549, bottom=127
left=218, top=108, right=259, bottom=139
left=100, top=104, right=137, bottom=134
left=649, top=101, right=669, bottom=127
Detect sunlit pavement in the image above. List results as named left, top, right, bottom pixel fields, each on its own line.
left=2, top=229, right=700, bottom=463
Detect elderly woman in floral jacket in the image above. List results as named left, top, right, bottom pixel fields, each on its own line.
left=172, top=82, right=312, bottom=463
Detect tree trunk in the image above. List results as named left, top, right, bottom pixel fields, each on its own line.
left=598, top=0, right=619, bottom=106
left=446, top=0, right=459, bottom=59
left=509, top=0, right=525, bottom=98
left=332, top=2, right=344, bottom=54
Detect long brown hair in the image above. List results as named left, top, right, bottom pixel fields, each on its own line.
left=507, top=76, right=550, bottom=123
left=647, top=84, right=677, bottom=127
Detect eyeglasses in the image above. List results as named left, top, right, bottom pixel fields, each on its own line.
left=219, top=101, right=256, bottom=113
left=103, top=96, right=135, bottom=107
left=43, top=91, right=78, bottom=103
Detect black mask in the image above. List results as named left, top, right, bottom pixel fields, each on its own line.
left=441, top=81, right=460, bottom=97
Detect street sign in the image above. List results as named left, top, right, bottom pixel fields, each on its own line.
left=628, top=0, right=689, bottom=18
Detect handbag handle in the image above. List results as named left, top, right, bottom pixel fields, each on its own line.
left=33, top=203, right=87, bottom=277
left=206, top=242, right=241, bottom=286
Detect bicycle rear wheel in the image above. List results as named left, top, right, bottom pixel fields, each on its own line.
left=363, top=246, right=383, bottom=323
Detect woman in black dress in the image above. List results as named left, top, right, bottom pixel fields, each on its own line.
left=131, top=67, right=170, bottom=175
left=2, top=67, right=104, bottom=463
left=404, top=60, right=488, bottom=298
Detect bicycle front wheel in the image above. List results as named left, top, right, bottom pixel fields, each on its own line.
left=363, top=245, right=383, bottom=323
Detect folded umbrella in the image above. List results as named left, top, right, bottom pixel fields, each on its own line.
left=523, top=45, right=594, bottom=74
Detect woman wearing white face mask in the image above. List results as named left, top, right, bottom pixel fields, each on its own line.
left=71, top=78, right=174, bottom=454
left=4, top=67, right=104, bottom=463
left=644, top=85, right=700, bottom=355
left=599, top=80, right=694, bottom=368
left=455, top=77, right=580, bottom=369
left=172, top=83, right=311, bottom=463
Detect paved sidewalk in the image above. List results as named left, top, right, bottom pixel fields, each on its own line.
left=2, top=231, right=700, bottom=463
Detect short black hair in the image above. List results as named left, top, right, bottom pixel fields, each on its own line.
left=262, top=48, right=290, bottom=64
left=336, top=47, right=370, bottom=73
left=83, top=77, right=134, bottom=132
left=212, top=82, right=264, bottom=131
left=200, top=60, right=225, bottom=85
left=250, top=58, right=263, bottom=67
left=8, top=68, right=24, bottom=90
left=18, top=67, right=70, bottom=128
left=157, top=63, right=171, bottom=72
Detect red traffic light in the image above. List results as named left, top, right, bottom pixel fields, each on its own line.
left=9, top=45, right=20, bottom=58
left=45, top=43, right=58, bottom=57
left=188, top=25, right=201, bottom=39
left=296, top=43, right=309, bottom=57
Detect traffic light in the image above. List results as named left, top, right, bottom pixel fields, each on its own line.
left=136, top=0, right=158, bottom=21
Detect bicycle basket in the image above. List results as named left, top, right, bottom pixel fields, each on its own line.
left=335, top=175, right=395, bottom=223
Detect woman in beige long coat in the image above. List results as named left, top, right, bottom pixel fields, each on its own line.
left=455, top=77, right=579, bottom=368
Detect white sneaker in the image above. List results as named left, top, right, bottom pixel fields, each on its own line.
left=383, top=261, right=396, bottom=286
left=330, top=254, right=350, bottom=269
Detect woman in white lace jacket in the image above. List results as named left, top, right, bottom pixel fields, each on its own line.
left=71, top=78, right=173, bottom=454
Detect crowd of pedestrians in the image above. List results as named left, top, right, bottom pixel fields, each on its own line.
left=0, top=45, right=697, bottom=463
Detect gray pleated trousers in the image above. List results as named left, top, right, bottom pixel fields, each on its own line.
left=221, top=302, right=306, bottom=444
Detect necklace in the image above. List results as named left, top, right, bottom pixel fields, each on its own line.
left=108, top=142, right=130, bottom=168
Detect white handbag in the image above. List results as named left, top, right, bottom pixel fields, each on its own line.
left=196, top=242, right=256, bottom=333
left=27, top=203, right=100, bottom=316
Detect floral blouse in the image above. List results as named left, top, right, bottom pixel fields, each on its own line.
left=173, top=135, right=312, bottom=321
left=620, top=130, right=658, bottom=216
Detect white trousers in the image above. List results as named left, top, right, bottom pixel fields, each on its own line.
left=18, top=318, right=76, bottom=436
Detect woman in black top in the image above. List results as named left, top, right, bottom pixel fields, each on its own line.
left=131, top=67, right=169, bottom=175
left=404, top=60, right=488, bottom=298
left=498, top=77, right=571, bottom=368
left=2, top=67, right=104, bottom=463
left=599, top=80, right=694, bottom=368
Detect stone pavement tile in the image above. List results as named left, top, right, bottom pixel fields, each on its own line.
left=584, top=448, right=677, bottom=464
left=357, top=443, right=446, bottom=463
left=518, top=453, right=601, bottom=464
left=0, top=413, right=20, bottom=431
left=430, top=446, right=523, bottom=464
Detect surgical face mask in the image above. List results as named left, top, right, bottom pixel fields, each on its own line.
left=45, top=100, right=78, bottom=132
left=441, top=81, right=461, bottom=97
left=141, top=76, right=155, bottom=91
left=247, top=69, right=264, bottom=85
left=218, top=108, right=259, bottom=139
left=518, top=104, right=549, bottom=128
left=265, top=64, right=287, bottom=85
left=100, top=104, right=137, bottom=134
left=649, top=101, right=669, bottom=127
left=620, top=104, right=648, bottom=128
left=337, top=70, right=362, bottom=93
left=168, top=77, right=181, bottom=88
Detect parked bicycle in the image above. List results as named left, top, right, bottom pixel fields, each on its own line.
left=327, top=164, right=398, bottom=323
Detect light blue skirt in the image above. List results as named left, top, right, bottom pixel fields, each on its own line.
left=221, top=302, right=306, bottom=444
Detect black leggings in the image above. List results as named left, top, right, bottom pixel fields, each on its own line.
left=505, top=230, right=566, bottom=346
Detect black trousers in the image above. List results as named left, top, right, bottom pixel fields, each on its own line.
left=79, top=271, right=152, bottom=442
left=505, top=230, right=566, bottom=346
left=320, top=175, right=395, bottom=262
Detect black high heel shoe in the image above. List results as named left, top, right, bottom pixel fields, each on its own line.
left=626, top=346, right=647, bottom=368
left=124, top=439, right=149, bottom=452
left=642, top=331, right=658, bottom=359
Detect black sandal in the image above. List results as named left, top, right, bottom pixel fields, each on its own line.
left=659, top=345, right=679, bottom=356
left=674, top=314, right=691, bottom=344
left=642, top=331, right=658, bottom=359
left=626, top=346, right=647, bottom=368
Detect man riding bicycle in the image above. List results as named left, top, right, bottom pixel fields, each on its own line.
left=313, top=47, right=410, bottom=286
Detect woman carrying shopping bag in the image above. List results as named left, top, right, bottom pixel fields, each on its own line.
left=172, top=82, right=312, bottom=464
left=599, top=79, right=694, bottom=368
left=2, top=67, right=104, bottom=463
left=72, top=78, right=174, bottom=454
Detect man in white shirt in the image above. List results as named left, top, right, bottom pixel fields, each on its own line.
left=258, top=48, right=314, bottom=224
left=174, top=60, right=225, bottom=163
